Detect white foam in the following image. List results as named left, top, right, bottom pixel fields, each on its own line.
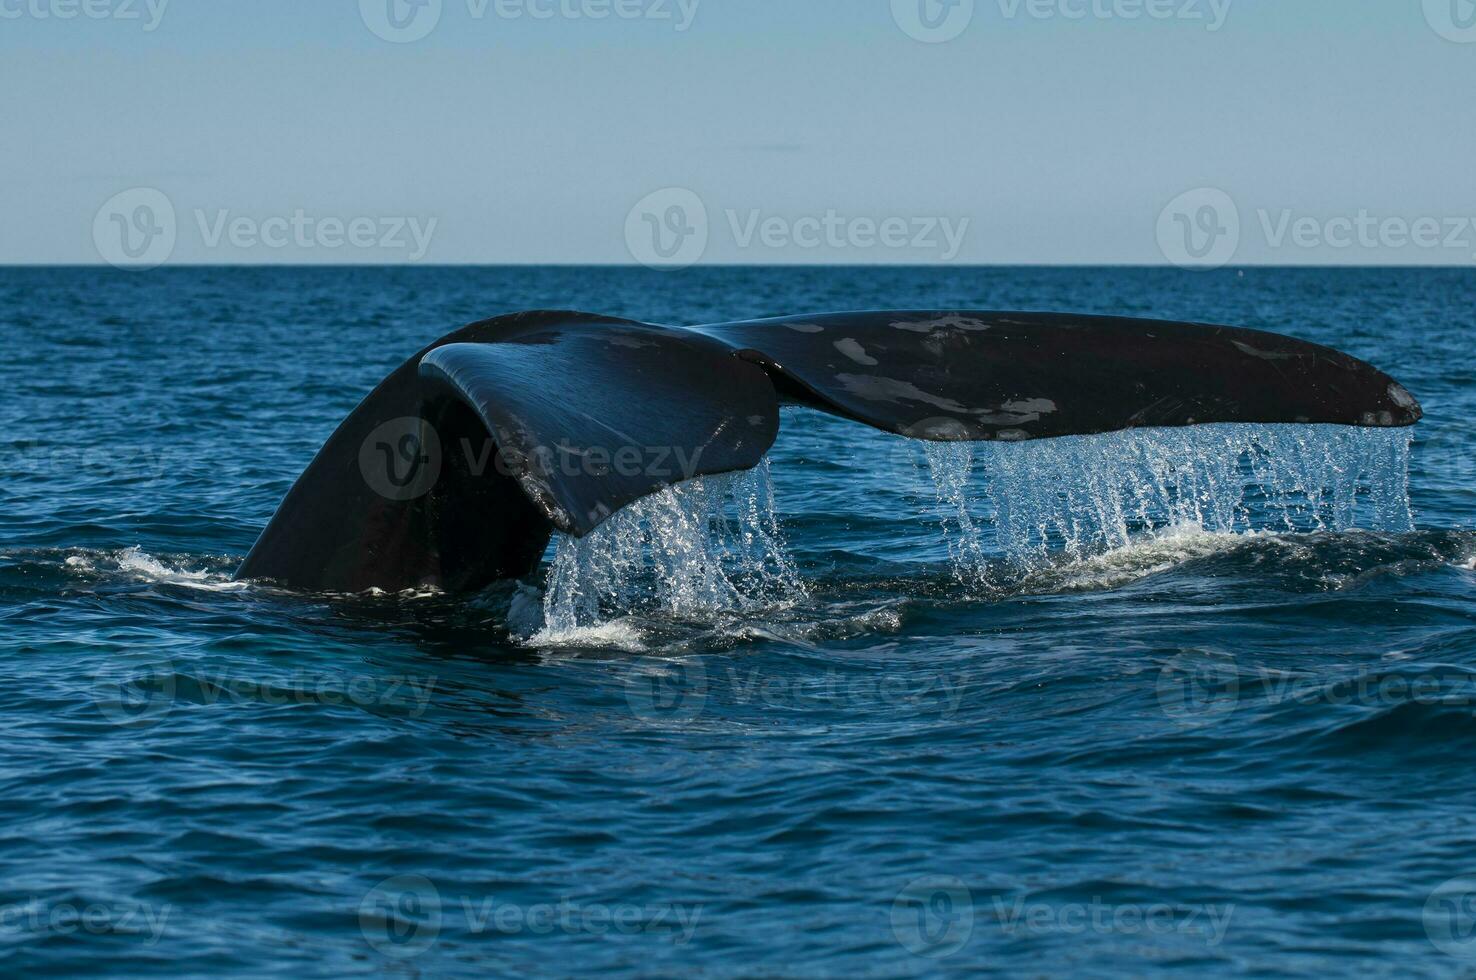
left=114, top=546, right=249, bottom=592
left=525, top=618, right=650, bottom=652
left=1037, top=522, right=1267, bottom=593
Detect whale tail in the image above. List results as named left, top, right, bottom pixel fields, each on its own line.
left=235, top=309, right=1421, bottom=593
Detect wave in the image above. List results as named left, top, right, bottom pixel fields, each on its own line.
left=1019, top=522, right=1269, bottom=594
left=108, top=546, right=252, bottom=592
left=0, top=545, right=252, bottom=594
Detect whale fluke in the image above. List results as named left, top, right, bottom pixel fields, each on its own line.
left=694, top=311, right=1421, bottom=440
left=235, top=309, right=1421, bottom=593
left=419, top=320, right=778, bottom=536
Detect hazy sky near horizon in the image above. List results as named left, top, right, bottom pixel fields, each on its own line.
left=2, top=0, right=1473, bottom=266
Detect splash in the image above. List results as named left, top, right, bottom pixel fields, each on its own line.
left=525, top=424, right=1415, bottom=640
left=109, top=547, right=251, bottom=592
left=921, top=424, right=1414, bottom=580
left=920, top=441, right=992, bottom=589
left=529, top=461, right=804, bottom=645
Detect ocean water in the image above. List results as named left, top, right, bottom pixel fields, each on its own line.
left=2, top=265, right=1475, bottom=977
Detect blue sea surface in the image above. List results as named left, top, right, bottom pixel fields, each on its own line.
left=2, top=266, right=1475, bottom=977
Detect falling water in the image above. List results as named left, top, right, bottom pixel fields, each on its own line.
left=921, top=424, right=1414, bottom=580
left=530, top=424, right=1414, bottom=635
left=534, top=460, right=804, bottom=638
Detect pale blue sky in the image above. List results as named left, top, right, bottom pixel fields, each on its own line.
left=2, top=0, right=1473, bottom=264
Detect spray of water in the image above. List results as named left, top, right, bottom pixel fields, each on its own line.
left=921, top=424, right=1413, bottom=581
left=532, top=460, right=804, bottom=640
left=527, top=423, right=1415, bottom=640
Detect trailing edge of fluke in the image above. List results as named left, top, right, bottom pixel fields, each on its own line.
left=235, top=309, right=1422, bottom=594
